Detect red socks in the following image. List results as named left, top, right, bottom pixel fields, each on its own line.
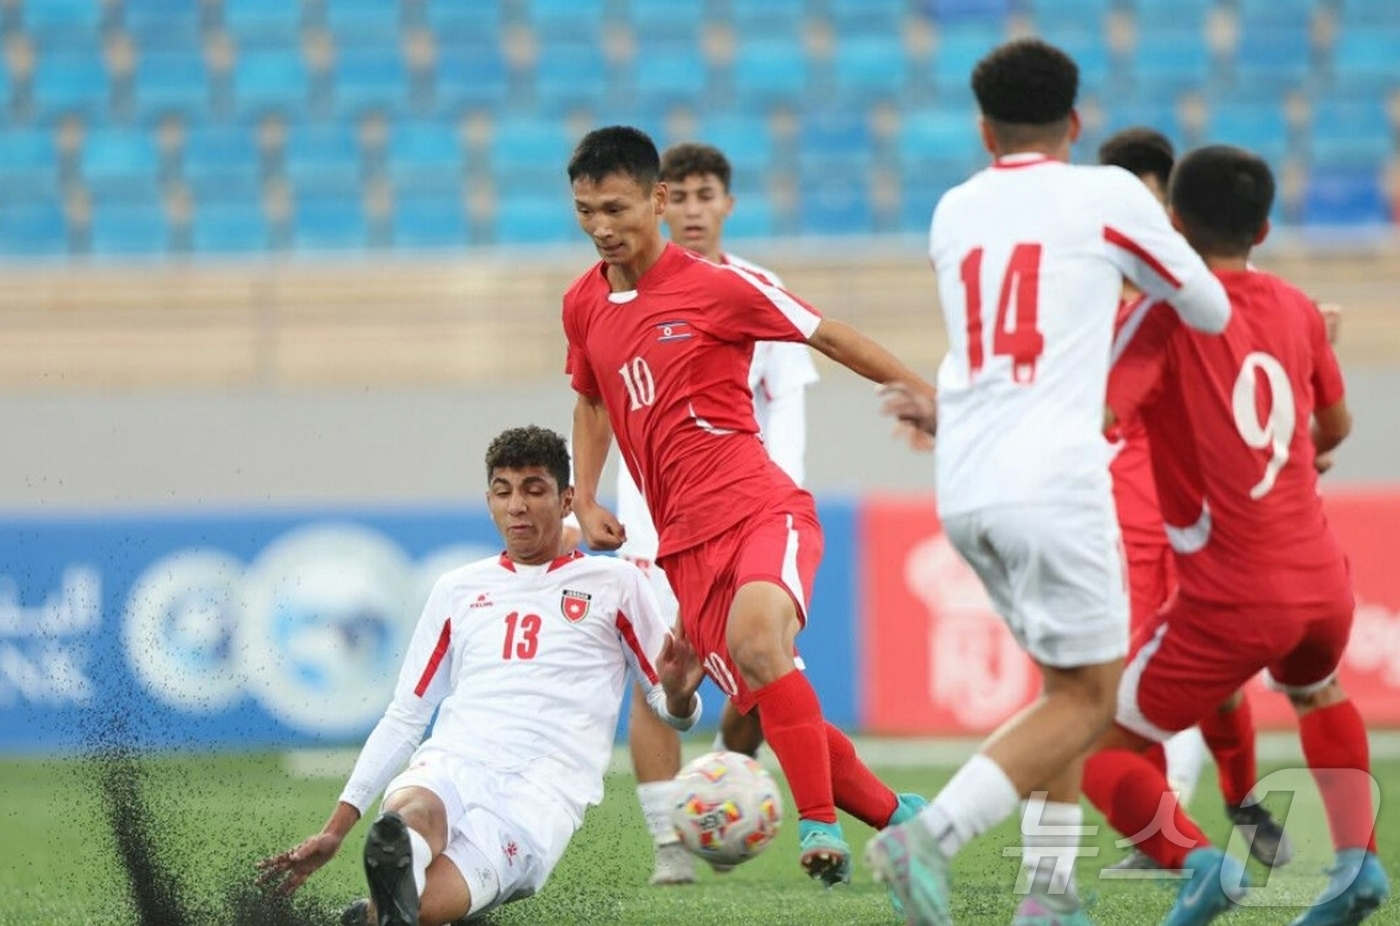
left=1084, top=748, right=1208, bottom=870
left=753, top=671, right=836, bottom=824
left=826, top=722, right=899, bottom=827
left=1199, top=696, right=1257, bottom=807
left=1300, top=700, right=1378, bottom=853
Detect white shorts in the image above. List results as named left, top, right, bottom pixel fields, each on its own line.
left=385, top=750, right=576, bottom=919
left=942, top=500, right=1129, bottom=668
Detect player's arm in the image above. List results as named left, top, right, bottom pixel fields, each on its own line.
left=757, top=344, right=818, bottom=484
left=808, top=318, right=939, bottom=435
left=571, top=391, right=626, bottom=550
left=1308, top=297, right=1351, bottom=459
left=621, top=571, right=704, bottom=729
left=1102, top=174, right=1230, bottom=334
left=1313, top=401, right=1351, bottom=456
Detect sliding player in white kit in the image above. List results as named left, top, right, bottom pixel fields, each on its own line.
left=621, top=141, right=820, bottom=886
left=867, top=40, right=1230, bottom=926
left=257, top=426, right=704, bottom=926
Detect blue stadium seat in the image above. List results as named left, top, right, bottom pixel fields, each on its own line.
left=527, top=0, right=607, bottom=38
left=491, top=115, right=575, bottom=184
left=424, top=0, right=502, bottom=41
left=1029, top=0, right=1114, bottom=30
left=533, top=39, right=607, bottom=114
left=732, top=38, right=812, bottom=107
left=900, top=161, right=976, bottom=232
left=1131, top=28, right=1211, bottom=96
left=730, top=0, right=808, bottom=34
left=183, top=124, right=263, bottom=197
left=81, top=128, right=161, bottom=194
left=630, top=0, right=705, bottom=42
left=334, top=49, right=408, bottom=114
left=800, top=110, right=872, bottom=160
left=232, top=48, right=309, bottom=116
left=723, top=192, right=776, bottom=240
left=435, top=42, right=509, bottom=111
left=0, top=201, right=68, bottom=255
left=1098, top=97, right=1183, bottom=148
left=134, top=51, right=210, bottom=117
left=628, top=41, right=709, bottom=110
left=1135, top=0, right=1216, bottom=33
left=1338, top=0, right=1400, bottom=27
left=1203, top=100, right=1291, bottom=164
left=223, top=0, right=304, bottom=46
left=323, top=0, right=403, bottom=44
left=90, top=202, right=169, bottom=255
left=695, top=112, right=775, bottom=177
left=294, top=192, right=368, bottom=249
left=123, top=0, right=203, bottom=44
left=1036, top=25, right=1111, bottom=91
left=801, top=172, right=873, bottom=236
left=192, top=200, right=269, bottom=251
left=32, top=53, right=109, bottom=115
left=829, top=0, right=906, bottom=39
left=1309, top=97, right=1395, bottom=167
left=929, top=24, right=1003, bottom=94
left=1331, top=31, right=1400, bottom=93
left=898, top=109, right=984, bottom=166
left=1234, top=27, right=1312, bottom=88
left=284, top=122, right=362, bottom=191
left=494, top=187, right=574, bottom=244
left=925, top=0, right=1012, bottom=21
left=21, top=0, right=104, bottom=40
left=1236, top=0, right=1315, bottom=30
left=388, top=120, right=464, bottom=191
left=833, top=36, right=910, bottom=103
left=393, top=190, right=468, bottom=248
left=0, top=129, right=59, bottom=201
left=1302, top=167, right=1390, bottom=224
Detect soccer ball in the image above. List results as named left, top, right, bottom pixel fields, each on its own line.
left=669, top=750, right=783, bottom=867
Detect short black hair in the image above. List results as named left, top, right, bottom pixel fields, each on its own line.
left=1098, top=127, right=1175, bottom=188
left=660, top=142, right=732, bottom=191
left=567, top=125, right=660, bottom=187
left=484, top=426, right=571, bottom=492
left=1169, top=145, right=1274, bottom=258
left=972, top=39, right=1078, bottom=144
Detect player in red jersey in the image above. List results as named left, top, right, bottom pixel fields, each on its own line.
left=563, top=125, right=935, bottom=889
left=1097, top=127, right=1291, bottom=872
left=1085, top=146, right=1389, bottom=926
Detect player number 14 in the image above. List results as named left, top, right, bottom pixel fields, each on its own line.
left=960, top=243, right=1045, bottom=383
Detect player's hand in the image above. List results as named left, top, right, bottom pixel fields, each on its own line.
left=1315, top=451, right=1335, bottom=475
left=878, top=382, right=937, bottom=438
left=658, top=629, right=704, bottom=703
left=575, top=501, right=627, bottom=551
left=1318, top=302, right=1342, bottom=345
left=893, top=420, right=935, bottom=452
left=255, top=832, right=342, bottom=895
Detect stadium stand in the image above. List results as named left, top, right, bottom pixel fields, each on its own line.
left=0, top=0, right=1394, bottom=257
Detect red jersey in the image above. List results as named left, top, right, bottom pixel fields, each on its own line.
left=563, top=243, right=822, bottom=558
left=1108, top=295, right=1168, bottom=547
left=1107, top=269, right=1348, bottom=605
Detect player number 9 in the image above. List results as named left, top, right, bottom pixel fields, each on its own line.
left=1231, top=351, right=1295, bottom=500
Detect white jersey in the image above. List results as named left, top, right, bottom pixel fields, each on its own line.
left=339, top=550, right=694, bottom=822
left=929, top=153, right=1230, bottom=516
left=615, top=253, right=819, bottom=562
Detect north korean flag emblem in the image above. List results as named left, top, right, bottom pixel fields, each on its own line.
left=561, top=589, right=591, bottom=623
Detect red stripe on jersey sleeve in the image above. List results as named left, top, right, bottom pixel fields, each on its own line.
left=615, top=611, right=659, bottom=684
left=413, top=619, right=452, bottom=697
left=1104, top=226, right=1183, bottom=288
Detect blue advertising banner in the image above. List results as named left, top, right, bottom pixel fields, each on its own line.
left=0, top=500, right=857, bottom=753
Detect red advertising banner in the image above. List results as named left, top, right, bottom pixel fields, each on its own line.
left=859, top=488, right=1400, bottom=734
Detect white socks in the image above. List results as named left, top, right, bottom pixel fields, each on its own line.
left=916, top=754, right=1020, bottom=858
left=407, top=827, right=431, bottom=898
left=637, top=780, right=681, bottom=846
left=1164, top=726, right=1208, bottom=808
left=1018, top=798, right=1084, bottom=908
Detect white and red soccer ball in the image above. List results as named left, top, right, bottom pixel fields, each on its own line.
left=669, top=750, right=783, bottom=867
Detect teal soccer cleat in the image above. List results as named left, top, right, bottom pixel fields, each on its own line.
left=1288, top=850, right=1390, bottom=926
left=798, top=820, right=853, bottom=887
left=1164, top=848, right=1250, bottom=926
left=864, top=820, right=954, bottom=926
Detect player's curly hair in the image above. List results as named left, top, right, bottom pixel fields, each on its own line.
left=660, top=142, right=732, bottom=191
left=568, top=125, right=660, bottom=187
left=972, top=39, right=1078, bottom=146
left=485, top=426, right=571, bottom=492
left=1099, top=127, right=1175, bottom=189
left=1169, top=145, right=1274, bottom=258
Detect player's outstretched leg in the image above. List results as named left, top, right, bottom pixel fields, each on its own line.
left=364, top=812, right=419, bottom=926
left=1163, top=848, right=1249, bottom=926
left=864, top=817, right=954, bottom=926
left=1288, top=849, right=1390, bottom=926
left=626, top=682, right=695, bottom=886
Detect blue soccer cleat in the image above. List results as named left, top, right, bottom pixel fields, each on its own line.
left=890, top=791, right=930, bottom=826
left=1288, top=849, right=1390, bottom=926
left=798, top=820, right=853, bottom=887
left=1164, top=847, right=1250, bottom=926
left=864, top=820, right=954, bottom=926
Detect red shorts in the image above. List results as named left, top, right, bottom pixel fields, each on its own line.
left=1124, top=537, right=1176, bottom=635
left=1118, top=591, right=1354, bottom=742
left=658, top=505, right=823, bottom=713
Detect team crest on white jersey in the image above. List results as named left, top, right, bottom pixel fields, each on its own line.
left=561, top=589, right=592, bottom=623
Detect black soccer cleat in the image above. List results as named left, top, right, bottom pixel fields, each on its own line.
left=364, top=812, right=419, bottom=926
left=1227, top=798, right=1295, bottom=868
